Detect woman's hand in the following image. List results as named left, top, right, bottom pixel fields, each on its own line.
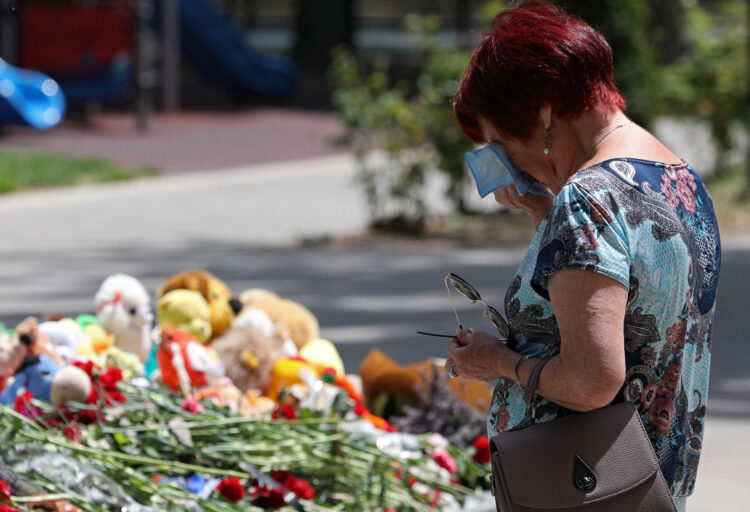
left=446, top=329, right=516, bottom=381
left=493, top=186, right=554, bottom=228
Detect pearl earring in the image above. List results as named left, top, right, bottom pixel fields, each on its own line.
left=543, top=126, right=551, bottom=155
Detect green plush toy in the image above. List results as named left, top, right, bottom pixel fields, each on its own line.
left=156, top=289, right=212, bottom=344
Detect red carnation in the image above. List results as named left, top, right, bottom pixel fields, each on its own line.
left=105, top=390, right=127, bottom=405
left=269, top=470, right=315, bottom=500
left=272, top=404, right=298, bottom=420
left=0, top=479, right=11, bottom=501
left=251, top=485, right=286, bottom=509
left=431, top=447, right=458, bottom=474
left=0, top=506, right=19, bottom=512
left=270, top=470, right=293, bottom=485
left=71, top=359, right=95, bottom=379
left=472, top=436, right=491, bottom=464
left=63, top=424, right=82, bottom=443
left=13, top=391, right=39, bottom=418
left=85, top=386, right=99, bottom=405
left=75, top=409, right=99, bottom=425
left=99, top=367, right=123, bottom=390
left=181, top=396, right=203, bottom=414
left=217, top=477, right=245, bottom=503
left=286, top=477, right=315, bottom=500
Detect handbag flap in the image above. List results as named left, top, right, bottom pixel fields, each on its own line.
left=491, top=402, right=659, bottom=509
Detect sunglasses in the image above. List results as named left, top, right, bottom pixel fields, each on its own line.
left=417, top=272, right=510, bottom=339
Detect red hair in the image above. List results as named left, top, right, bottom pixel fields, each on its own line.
left=453, top=2, right=626, bottom=143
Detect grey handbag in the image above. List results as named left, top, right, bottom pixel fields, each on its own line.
left=489, top=358, right=677, bottom=512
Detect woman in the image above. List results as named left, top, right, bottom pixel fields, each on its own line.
left=446, top=3, right=721, bottom=511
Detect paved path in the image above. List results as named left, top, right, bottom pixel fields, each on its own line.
left=1, top=108, right=346, bottom=172
left=0, top=155, right=747, bottom=510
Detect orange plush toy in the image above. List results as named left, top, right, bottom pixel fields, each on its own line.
left=157, top=324, right=226, bottom=395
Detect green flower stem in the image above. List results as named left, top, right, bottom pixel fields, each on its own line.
left=198, top=432, right=346, bottom=453
left=18, top=429, right=248, bottom=478
left=102, top=416, right=352, bottom=434
left=12, top=493, right=73, bottom=503
left=0, top=406, right=46, bottom=433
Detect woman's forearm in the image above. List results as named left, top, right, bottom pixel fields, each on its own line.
left=497, top=352, right=620, bottom=412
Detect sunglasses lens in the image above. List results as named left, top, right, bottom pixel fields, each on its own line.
left=486, top=306, right=510, bottom=338
left=448, top=273, right=481, bottom=301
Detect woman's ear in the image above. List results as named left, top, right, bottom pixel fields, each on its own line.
left=539, top=105, right=552, bottom=129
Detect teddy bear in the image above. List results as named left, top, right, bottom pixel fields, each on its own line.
left=210, top=308, right=296, bottom=395
left=157, top=269, right=243, bottom=340
left=156, top=289, right=212, bottom=344
left=239, top=289, right=320, bottom=350
left=157, top=324, right=225, bottom=395
left=0, top=354, right=91, bottom=406
left=94, top=273, right=153, bottom=362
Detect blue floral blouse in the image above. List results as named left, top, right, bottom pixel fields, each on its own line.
left=488, top=158, right=721, bottom=497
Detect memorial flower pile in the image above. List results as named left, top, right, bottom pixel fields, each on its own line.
left=0, top=376, right=489, bottom=511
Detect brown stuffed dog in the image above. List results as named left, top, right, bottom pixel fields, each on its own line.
left=157, top=269, right=242, bottom=340
left=239, top=289, right=319, bottom=351
left=359, top=349, right=492, bottom=415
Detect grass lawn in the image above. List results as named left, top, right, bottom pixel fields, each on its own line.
left=0, top=148, right=157, bottom=194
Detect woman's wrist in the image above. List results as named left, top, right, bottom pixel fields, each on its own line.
left=496, top=349, right=523, bottom=381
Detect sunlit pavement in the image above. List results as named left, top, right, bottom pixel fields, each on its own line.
left=0, top=154, right=747, bottom=510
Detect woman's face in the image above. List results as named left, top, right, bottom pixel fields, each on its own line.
left=477, top=117, right=552, bottom=187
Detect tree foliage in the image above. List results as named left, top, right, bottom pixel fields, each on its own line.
left=658, top=0, right=749, bottom=175
left=330, top=0, right=749, bottom=224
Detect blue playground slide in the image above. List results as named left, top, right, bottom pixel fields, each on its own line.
left=168, top=0, right=297, bottom=98
left=0, top=58, right=66, bottom=130
left=53, top=55, right=131, bottom=104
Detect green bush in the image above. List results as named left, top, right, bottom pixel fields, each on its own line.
left=330, top=15, right=475, bottom=227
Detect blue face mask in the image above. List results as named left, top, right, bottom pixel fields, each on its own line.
left=465, top=143, right=553, bottom=198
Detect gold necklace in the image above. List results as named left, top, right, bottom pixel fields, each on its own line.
left=593, top=120, right=632, bottom=148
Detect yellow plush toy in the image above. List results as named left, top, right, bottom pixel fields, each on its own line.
left=299, top=338, right=345, bottom=376
left=239, top=289, right=320, bottom=350
left=157, top=270, right=241, bottom=340
left=156, top=290, right=212, bottom=344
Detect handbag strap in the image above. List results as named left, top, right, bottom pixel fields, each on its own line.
left=521, top=357, right=553, bottom=427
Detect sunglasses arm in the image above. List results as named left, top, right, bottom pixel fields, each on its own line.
left=416, top=331, right=457, bottom=338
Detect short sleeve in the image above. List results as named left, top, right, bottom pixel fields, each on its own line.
left=531, top=182, right=630, bottom=299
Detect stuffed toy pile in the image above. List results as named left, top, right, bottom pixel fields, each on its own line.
left=0, top=269, right=366, bottom=422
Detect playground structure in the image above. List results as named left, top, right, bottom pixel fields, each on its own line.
left=0, top=0, right=298, bottom=131
left=0, top=57, right=66, bottom=130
